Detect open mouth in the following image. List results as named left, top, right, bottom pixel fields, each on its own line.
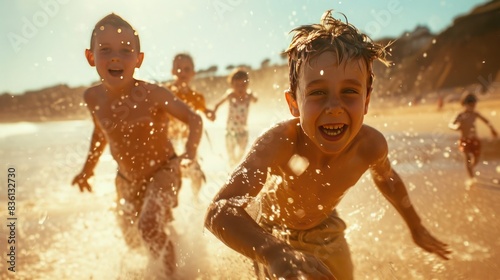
left=108, top=69, right=124, bottom=78
left=319, top=124, right=347, bottom=139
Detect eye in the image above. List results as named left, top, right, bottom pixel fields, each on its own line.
left=99, top=47, right=110, bottom=53
left=342, top=88, right=359, bottom=94
left=121, top=47, right=133, bottom=54
left=309, top=90, right=326, bottom=96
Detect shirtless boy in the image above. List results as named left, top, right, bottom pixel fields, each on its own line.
left=449, top=93, right=498, bottom=179
left=205, top=10, right=451, bottom=279
left=165, top=53, right=215, bottom=200
left=72, top=14, right=202, bottom=277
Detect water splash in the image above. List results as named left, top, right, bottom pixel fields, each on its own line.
left=288, top=154, right=309, bottom=176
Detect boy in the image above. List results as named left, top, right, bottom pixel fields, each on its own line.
left=204, top=10, right=451, bottom=279
left=165, top=53, right=215, bottom=200
left=72, top=14, right=203, bottom=277
left=449, top=93, right=497, bottom=179
left=212, top=68, right=258, bottom=167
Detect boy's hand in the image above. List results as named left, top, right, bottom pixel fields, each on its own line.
left=205, top=109, right=216, bottom=121
left=411, top=226, right=451, bottom=260
left=71, top=172, right=93, bottom=192
left=265, top=248, right=336, bottom=279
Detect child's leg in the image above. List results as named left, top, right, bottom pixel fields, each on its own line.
left=137, top=160, right=181, bottom=275
left=235, top=131, right=249, bottom=163
left=181, top=159, right=206, bottom=200
left=225, top=132, right=238, bottom=166
left=114, top=174, right=143, bottom=249
left=464, top=153, right=474, bottom=178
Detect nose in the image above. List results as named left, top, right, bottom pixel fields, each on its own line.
left=325, top=97, right=343, bottom=115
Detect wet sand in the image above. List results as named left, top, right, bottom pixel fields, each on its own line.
left=1, top=95, right=499, bottom=279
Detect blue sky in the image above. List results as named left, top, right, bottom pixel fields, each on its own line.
left=0, top=0, right=489, bottom=94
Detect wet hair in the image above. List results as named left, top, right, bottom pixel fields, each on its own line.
left=172, top=53, right=195, bottom=68
left=228, top=68, right=249, bottom=84
left=462, top=93, right=477, bottom=105
left=89, top=13, right=140, bottom=52
left=285, top=9, right=390, bottom=97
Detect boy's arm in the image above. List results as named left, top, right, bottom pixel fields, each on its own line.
left=476, top=112, right=498, bottom=138
left=162, top=88, right=203, bottom=160
left=251, top=92, right=258, bottom=102
left=205, top=122, right=334, bottom=278
left=72, top=116, right=107, bottom=192
left=213, top=92, right=231, bottom=113
left=448, top=114, right=461, bottom=130
left=205, top=128, right=287, bottom=261
left=369, top=133, right=451, bottom=260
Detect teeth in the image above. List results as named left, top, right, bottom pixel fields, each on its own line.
left=321, top=124, right=345, bottom=136
left=322, top=124, right=344, bottom=130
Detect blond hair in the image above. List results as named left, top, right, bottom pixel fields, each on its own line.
left=285, top=10, right=390, bottom=97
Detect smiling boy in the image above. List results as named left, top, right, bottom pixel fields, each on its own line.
left=72, top=14, right=202, bottom=278
left=205, top=10, right=450, bottom=279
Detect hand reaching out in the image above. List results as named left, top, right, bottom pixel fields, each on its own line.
left=71, top=172, right=93, bottom=192
left=411, top=226, right=452, bottom=260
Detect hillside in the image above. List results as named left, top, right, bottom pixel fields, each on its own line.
left=1, top=1, right=499, bottom=122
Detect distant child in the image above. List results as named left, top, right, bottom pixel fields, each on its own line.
left=449, top=93, right=497, bottom=179
left=71, top=14, right=203, bottom=277
left=165, top=53, right=215, bottom=200
left=212, top=68, right=257, bottom=167
left=205, top=10, right=451, bottom=279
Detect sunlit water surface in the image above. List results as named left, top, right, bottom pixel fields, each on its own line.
left=1, top=103, right=499, bottom=279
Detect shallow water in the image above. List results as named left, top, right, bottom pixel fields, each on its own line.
left=1, top=105, right=499, bottom=279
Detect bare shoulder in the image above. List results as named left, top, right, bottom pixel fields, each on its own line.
left=247, top=119, right=299, bottom=164
left=138, top=81, right=174, bottom=102
left=83, top=85, right=104, bottom=107
left=357, top=125, right=389, bottom=163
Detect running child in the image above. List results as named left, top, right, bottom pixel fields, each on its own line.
left=205, top=10, right=451, bottom=279
left=165, top=53, right=215, bottom=200
left=449, top=92, right=498, bottom=179
left=212, top=68, right=257, bottom=167
left=72, top=14, right=203, bottom=278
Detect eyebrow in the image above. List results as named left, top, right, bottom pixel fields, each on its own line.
left=305, top=78, right=363, bottom=89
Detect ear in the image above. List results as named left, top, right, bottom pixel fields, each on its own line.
left=285, top=90, right=300, bottom=117
left=85, top=49, right=95, bottom=67
left=364, top=87, right=372, bottom=114
left=135, top=52, right=144, bottom=68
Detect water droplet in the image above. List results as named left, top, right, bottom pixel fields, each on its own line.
left=294, top=209, right=305, bottom=218
left=423, top=52, right=427, bottom=58
left=287, top=197, right=294, bottom=204
left=150, top=160, right=156, bottom=166
left=288, top=154, right=309, bottom=176
left=99, top=25, right=105, bottom=31
left=38, top=212, right=48, bottom=225
left=117, top=28, right=122, bottom=33
left=320, top=70, right=324, bottom=76
left=317, top=205, right=323, bottom=210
